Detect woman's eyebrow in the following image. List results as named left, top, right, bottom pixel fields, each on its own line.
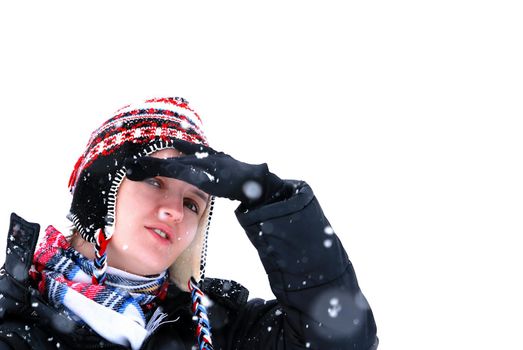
left=193, top=189, right=210, bottom=202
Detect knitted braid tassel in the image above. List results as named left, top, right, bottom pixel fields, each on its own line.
left=188, top=277, right=214, bottom=350
left=92, top=228, right=110, bottom=285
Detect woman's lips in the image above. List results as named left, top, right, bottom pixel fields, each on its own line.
left=145, top=225, right=174, bottom=243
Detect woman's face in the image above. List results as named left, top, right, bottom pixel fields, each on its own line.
left=107, top=148, right=209, bottom=276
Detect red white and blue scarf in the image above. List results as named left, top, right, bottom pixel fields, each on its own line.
left=31, top=225, right=169, bottom=349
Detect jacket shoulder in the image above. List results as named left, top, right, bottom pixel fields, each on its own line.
left=0, top=213, right=41, bottom=320
left=2, top=213, right=40, bottom=282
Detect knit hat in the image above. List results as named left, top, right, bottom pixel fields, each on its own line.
left=67, top=97, right=214, bottom=289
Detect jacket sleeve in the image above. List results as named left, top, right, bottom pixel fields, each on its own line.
left=225, top=181, right=378, bottom=350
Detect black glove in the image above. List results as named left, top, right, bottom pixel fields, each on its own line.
left=124, top=148, right=293, bottom=208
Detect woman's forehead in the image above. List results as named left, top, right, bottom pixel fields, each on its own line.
left=150, top=148, right=183, bottom=159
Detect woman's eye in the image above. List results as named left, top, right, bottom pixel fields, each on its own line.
left=184, top=199, right=199, bottom=214
left=145, top=178, right=161, bottom=188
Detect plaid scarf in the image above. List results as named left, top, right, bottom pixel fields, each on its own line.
left=31, top=225, right=169, bottom=349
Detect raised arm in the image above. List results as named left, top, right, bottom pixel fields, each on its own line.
left=124, top=143, right=378, bottom=349
left=227, top=181, right=378, bottom=349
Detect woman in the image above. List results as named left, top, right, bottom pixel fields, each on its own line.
left=0, top=97, right=378, bottom=349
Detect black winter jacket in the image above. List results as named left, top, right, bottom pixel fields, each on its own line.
left=0, top=182, right=378, bottom=349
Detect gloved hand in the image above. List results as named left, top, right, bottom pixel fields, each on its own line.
left=124, top=145, right=293, bottom=208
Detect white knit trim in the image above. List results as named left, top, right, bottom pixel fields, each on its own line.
left=67, top=212, right=96, bottom=243
left=105, top=166, right=127, bottom=236
left=199, top=197, right=215, bottom=280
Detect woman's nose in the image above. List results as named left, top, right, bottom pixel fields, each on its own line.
left=158, top=198, right=184, bottom=223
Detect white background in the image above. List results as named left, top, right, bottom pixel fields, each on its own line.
left=1, top=1, right=522, bottom=349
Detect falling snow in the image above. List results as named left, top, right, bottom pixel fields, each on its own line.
left=203, top=171, right=215, bottom=181
left=309, top=289, right=359, bottom=339
left=260, top=222, right=274, bottom=234
left=180, top=120, right=191, bottom=129
left=195, top=152, right=209, bottom=159
left=328, top=298, right=342, bottom=318
left=200, top=295, right=214, bottom=307
left=242, top=180, right=262, bottom=200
